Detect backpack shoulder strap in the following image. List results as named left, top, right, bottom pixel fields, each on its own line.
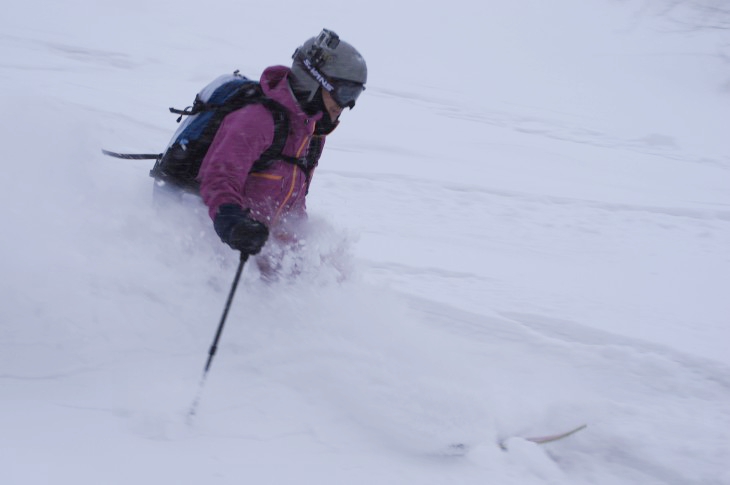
left=252, top=98, right=290, bottom=171
left=250, top=100, right=325, bottom=176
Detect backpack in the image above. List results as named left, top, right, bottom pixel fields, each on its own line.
left=150, top=71, right=318, bottom=193
left=102, top=71, right=323, bottom=193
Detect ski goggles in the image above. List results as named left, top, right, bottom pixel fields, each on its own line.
left=298, top=56, right=366, bottom=109
left=330, top=79, right=365, bottom=109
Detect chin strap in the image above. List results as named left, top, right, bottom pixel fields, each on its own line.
left=315, top=116, right=339, bottom=136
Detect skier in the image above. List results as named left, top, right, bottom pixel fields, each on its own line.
left=198, top=29, right=367, bottom=275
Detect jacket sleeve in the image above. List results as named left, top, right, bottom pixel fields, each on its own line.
left=198, top=105, right=275, bottom=220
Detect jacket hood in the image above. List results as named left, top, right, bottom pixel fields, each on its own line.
left=260, top=65, right=323, bottom=124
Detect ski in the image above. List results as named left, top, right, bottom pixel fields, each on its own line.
left=101, top=149, right=161, bottom=160
left=443, top=424, right=587, bottom=456
left=499, top=423, right=587, bottom=450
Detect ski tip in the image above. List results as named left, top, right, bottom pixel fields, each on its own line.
left=101, top=149, right=123, bottom=158
left=101, top=149, right=161, bottom=160
left=499, top=423, right=588, bottom=450
left=526, top=423, right=587, bottom=444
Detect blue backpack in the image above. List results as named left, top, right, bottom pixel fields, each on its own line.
left=102, top=71, right=323, bottom=193
left=149, top=71, right=292, bottom=192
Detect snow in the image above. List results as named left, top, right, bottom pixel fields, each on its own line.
left=2, top=0, right=729, bottom=483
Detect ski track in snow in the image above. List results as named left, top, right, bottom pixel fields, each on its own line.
left=369, top=86, right=730, bottom=171
left=314, top=168, right=729, bottom=360
left=320, top=169, right=730, bottom=222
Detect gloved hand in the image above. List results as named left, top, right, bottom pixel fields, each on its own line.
left=213, top=204, right=269, bottom=255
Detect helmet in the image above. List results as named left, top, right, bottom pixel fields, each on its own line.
left=290, top=29, right=367, bottom=109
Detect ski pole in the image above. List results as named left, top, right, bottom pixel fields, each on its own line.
left=188, top=252, right=248, bottom=420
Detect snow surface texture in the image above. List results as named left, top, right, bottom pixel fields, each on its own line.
left=2, top=0, right=729, bottom=484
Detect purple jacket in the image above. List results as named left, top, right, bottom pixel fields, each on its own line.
left=198, top=66, right=324, bottom=234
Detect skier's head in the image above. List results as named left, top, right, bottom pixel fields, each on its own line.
left=289, top=29, right=367, bottom=111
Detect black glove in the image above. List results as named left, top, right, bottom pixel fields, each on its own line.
left=213, top=204, right=269, bottom=255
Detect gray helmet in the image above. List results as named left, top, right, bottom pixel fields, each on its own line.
left=290, top=29, right=367, bottom=109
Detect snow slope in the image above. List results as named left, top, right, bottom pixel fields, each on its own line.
left=1, top=0, right=729, bottom=484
